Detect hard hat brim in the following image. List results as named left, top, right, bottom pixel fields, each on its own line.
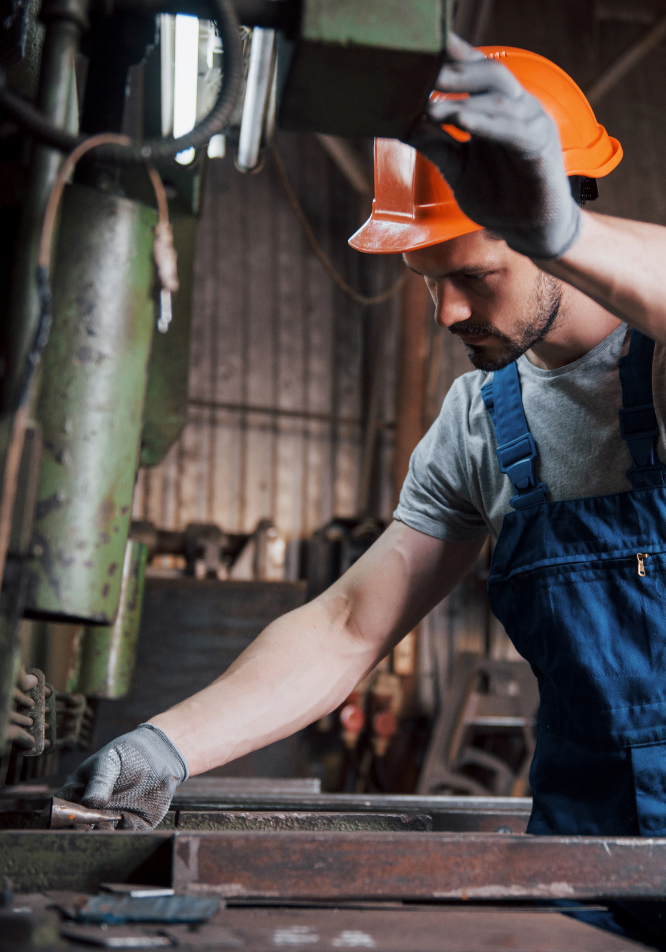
left=349, top=205, right=484, bottom=254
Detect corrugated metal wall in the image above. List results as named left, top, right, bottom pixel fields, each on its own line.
left=133, top=0, right=666, bottom=678
left=133, top=133, right=401, bottom=558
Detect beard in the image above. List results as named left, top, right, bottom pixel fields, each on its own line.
left=451, top=272, right=563, bottom=372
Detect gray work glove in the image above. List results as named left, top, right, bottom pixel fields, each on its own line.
left=404, top=34, right=582, bottom=260
left=57, top=723, right=189, bottom=830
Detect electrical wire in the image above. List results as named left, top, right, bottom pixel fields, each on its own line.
left=35, top=132, right=177, bottom=403
left=270, top=144, right=407, bottom=308
left=0, top=134, right=176, bottom=585
left=0, top=0, right=242, bottom=166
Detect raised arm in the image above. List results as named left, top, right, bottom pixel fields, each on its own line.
left=59, top=522, right=486, bottom=827
left=538, top=212, right=666, bottom=346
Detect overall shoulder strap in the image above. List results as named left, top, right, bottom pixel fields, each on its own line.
left=481, top=362, right=548, bottom=510
left=619, top=329, right=665, bottom=489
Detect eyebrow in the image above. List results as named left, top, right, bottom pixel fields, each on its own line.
left=401, top=255, right=495, bottom=280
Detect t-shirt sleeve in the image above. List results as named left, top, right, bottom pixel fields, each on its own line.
left=393, top=378, right=490, bottom=543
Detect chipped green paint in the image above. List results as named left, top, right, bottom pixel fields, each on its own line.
left=302, top=0, right=443, bottom=52
left=75, top=540, right=149, bottom=698
left=25, top=184, right=156, bottom=624
left=277, top=0, right=449, bottom=138
left=139, top=215, right=195, bottom=468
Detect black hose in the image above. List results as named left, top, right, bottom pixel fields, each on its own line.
left=0, top=0, right=243, bottom=166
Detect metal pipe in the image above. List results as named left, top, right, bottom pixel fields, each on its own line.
left=237, top=26, right=275, bottom=172
left=4, top=0, right=89, bottom=410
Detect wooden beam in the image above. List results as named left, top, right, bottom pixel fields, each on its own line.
left=393, top=272, right=432, bottom=507
left=586, top=10, right=666, bottom=106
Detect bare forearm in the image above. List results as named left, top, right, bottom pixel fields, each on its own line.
left=150, top=598, right=377, bottom=775
left=540, top=211, right=666, bottom=345
left=149, top=524, right=485, bottom=776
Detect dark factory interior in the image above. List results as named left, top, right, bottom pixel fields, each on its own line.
left=2, top=0, right=666, bottom=949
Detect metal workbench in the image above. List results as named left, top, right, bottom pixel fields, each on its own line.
left=0, top=788, right=662, bottom=949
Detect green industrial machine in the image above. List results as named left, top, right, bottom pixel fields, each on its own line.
left=0, top=0, right=450, bottom=773
left=75, top=540, right=149, bottom=698
left=277, top=0, right=447, bottom=137
left=25, top=184, right=156, bottom=624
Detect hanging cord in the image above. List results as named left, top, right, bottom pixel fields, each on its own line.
left=35, top=133, right=178, bottom=404
left=270, top=144, right=406, bottom=308
left=0, top=133, right=177, bottom=586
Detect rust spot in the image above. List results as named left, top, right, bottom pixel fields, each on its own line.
left=96, top=497, right=115, bottom=531
left=120, top=505, right=130, bottom=515
left=99, top=533, right=110, bottom=545
left=101, top=583, right=110, bottom=598
left=108, top=562, right=118, bottom=576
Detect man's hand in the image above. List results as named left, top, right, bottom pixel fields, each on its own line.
left=57, top=723, right=189, bottom=830
left=404, top=34, right=581, bottom=260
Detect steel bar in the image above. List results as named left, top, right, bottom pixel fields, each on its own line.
left=170, top=789, right=532, bottom=818
left=172, top=831, right=666, bottom=900
left=586, top=10, right=666, bottom=106
left=166, top=812, right=433, bottom=832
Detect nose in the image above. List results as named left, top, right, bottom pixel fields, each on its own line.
left=431, top=280, right=473, bottom=329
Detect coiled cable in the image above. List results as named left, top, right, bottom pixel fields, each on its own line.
left=0, top=0, right=242, bottom=165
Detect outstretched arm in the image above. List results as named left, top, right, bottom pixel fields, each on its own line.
left=59, top=522, right=486, bottom=827
left=538, top=211, right=666, bottom=346
left=150, top=522, right=485, bottom=775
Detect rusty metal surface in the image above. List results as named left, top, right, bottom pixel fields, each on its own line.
left=168, top=812, right=433, bottom=832
left=7, top=891, right=651, bottom=952
left=56, top=905, right=652, bottom=951
left=172, top=831, right=666, bottom=901
left=0, top=831, right=171, bottom=892
left=169, top=792, right=532, bottom=834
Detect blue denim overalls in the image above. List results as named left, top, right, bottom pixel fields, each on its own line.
left=481, top=329, right=666, bottom=839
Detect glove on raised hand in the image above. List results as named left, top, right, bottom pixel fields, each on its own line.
left=57, top=723, right=189, bottom=830
left=404, top=34, right=582, bottom=260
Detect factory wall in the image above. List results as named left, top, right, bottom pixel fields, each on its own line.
left=133, top=132, right=402, bottom=563
left=485, top=0, right=666, bottom=226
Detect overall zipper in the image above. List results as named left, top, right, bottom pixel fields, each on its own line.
left=512, top=551, right=661, bottom=581
left=637, top=553, right=650, bottom=577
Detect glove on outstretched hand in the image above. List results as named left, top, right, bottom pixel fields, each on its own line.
left=404, top=34, right=581, bottom=260
left=57, top=723, right=189, bottom=830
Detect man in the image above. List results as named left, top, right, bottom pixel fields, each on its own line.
left=62, top=37, right=666, bottom=863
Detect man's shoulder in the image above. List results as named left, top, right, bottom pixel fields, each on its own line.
left=440, top=367, right=493, bottom=425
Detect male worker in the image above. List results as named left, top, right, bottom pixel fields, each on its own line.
left=61, top=35, right=666, bottom=885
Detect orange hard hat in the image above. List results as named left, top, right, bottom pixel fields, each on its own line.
left=349, top=46, right=623, bottom=255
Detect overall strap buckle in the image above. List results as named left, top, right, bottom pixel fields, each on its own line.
left=482, top=362, right=548, bottom=511
left=496, top=433, right=548, bottom=509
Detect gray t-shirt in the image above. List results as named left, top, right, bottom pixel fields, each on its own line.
left=395, top=324, right=666, bottom=542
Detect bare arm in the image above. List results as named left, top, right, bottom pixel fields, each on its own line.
left=540, top=211, right=666, bottom=345
left=150, top=522, right=486, bottom=775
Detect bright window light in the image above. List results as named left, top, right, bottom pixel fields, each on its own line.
left=173, top=14, right=199, bottom=165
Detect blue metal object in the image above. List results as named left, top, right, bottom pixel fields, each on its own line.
left=72, top=894, right=220, bottom=925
